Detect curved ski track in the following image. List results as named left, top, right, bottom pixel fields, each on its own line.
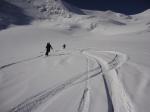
left=82, top=50, right=135, bottom=112
left=3, top=49, right=135, bottom=112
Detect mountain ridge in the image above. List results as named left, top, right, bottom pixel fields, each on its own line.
left=0, top=0, right=150, bottom=31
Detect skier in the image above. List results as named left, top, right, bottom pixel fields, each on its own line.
left=45, top=42, right=53, bottom=56
left=62, top=44, right=66, bottom=49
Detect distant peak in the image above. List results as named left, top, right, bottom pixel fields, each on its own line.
left=5, top=0, right=84, bottom=18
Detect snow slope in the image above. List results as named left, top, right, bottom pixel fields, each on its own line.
left=0, top=0, right=150, bottom=112
left=0, top=0, right=33, bottom=30
left=3, top=0, right=84, bottom=19
left=1, top=0, right=149, bottom=32
left=0, top=0, right=84, bottom=30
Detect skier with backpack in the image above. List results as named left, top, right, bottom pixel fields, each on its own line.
left=45, top=42, right=53, bottom=56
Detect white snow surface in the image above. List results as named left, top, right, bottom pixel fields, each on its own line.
left=0, top=1, right=150, bottom=112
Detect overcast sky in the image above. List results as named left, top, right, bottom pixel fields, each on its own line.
left=64, top=0, right=150, bottom=14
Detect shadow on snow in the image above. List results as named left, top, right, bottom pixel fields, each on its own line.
left=0, top=0, right=33, bottom=30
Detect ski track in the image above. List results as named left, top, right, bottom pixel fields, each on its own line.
left=8, top=68, right=101, bottom=112
left=77, top=54, right=92, bottom=112
left=82, top=50, right=114, bottom=112
left=5, top=49, right=135, bottom=112
left=82, top=49, right=135, bottom=112
left=8, top=58, right=101, bottom=112
left=0, top=52, right=70, bottom=70
left=77, top=88, right=90, bottom=112
left=0, top=55, right=43, bottom=70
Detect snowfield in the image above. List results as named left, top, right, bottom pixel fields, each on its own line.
left=0, top=0, right=150, bottom=112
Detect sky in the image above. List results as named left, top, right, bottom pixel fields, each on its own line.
left=64, top=0, right=150, bottom=14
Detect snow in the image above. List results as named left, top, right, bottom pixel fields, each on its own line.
left=0, top=0, right=150, bottom=112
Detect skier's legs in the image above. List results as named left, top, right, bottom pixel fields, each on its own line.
left=45, top=50, right=49, bottom=56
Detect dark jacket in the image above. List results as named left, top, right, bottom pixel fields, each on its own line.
left=46, top=43, right=53, bottom=51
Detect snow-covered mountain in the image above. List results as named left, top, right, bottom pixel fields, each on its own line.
left=0, top=0, right=32, bottom=29
left=0, top=0, right=150, bottom=32
left=0, top=0, right=84, bottom=29
left=4, top=0, right=84, bottom=18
